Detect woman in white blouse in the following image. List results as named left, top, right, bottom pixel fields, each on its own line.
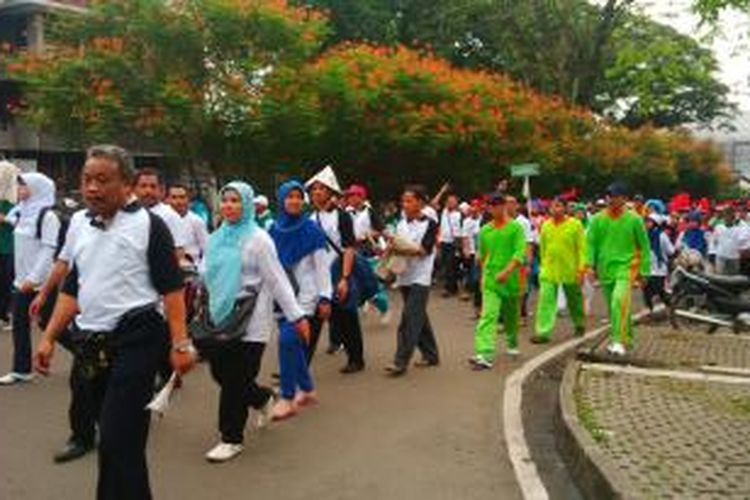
left=202, top=181, right=309, bottom=463
left=0, top=172, right=61, bottom=385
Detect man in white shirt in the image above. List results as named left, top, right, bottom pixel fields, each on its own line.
left=713, top=205, right=750, bottom=275
left=385, top=184, right=440, bottom=377
left=167, top=183, right=209, bottom=266
left=34, top=144, right=195, bottom=500
left=133, top=168, right=189, bottom=262
left=439, top=193, right=463, bottom=297
left=461, top=199, right=483, bottom=314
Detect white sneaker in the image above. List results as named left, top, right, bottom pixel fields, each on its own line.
left=507, top=348, right=521, bottom=357
left=607, top=343, right=626, bottom=356
left=205, top=442, right=244, bottom=463
left=251, top=396, right=275, bottom=430
left=469, top=356, right=493, bottom=370
left=0, top=372, right=33, bottom=386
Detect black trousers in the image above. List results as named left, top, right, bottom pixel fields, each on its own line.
left=334, top=305, right=364, bottom=366
left=441, top=243, right=459, bottom=294
left=308, top=305, right=364, bottom=366
left=394, top=285, right=439, bottom=368
left=0, top=253, right=13, bottom=319
left=9, top=289, right=56, bottom=374
left=208, top=341, right=272, bottom=444
left=94, top=313, right=168, bottom=500
left=58, top=329, right=104, bottom=448
left=643, top=276, right=670, bottom=311
left=307, top=315, right=324, bottom=364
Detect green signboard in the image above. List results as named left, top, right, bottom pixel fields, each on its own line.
left=510, top=163, right=540, bottom=178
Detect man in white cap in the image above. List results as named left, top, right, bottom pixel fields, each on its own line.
left=306, top=166, right=365, bottom=374
left=255, top=194, right=274, bottom=231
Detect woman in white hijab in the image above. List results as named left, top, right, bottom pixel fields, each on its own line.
left=0, top=161, right=18, bottom=322
left=0, top=172, right=61, bottom=385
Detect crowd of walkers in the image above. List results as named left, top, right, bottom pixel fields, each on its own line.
left=0, top=147, right=747, bottom=499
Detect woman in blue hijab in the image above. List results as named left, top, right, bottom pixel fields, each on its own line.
left=269, top=180, right=332, bottom=421
left=202, top=181, right=308, bottom=463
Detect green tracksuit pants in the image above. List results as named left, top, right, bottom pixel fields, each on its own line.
left=535, top=281, right=585, bottom=339
left=602, top=279, right=634, bottom=346
left=475, top=287, right=519, bottom=360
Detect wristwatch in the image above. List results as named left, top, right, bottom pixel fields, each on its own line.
left=172, top=339, right=196, bottom=355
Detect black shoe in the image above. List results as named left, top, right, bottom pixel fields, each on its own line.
left=530, top=335, right=550, bottom=345
left=384, top=364, right=407, bottom=377
left=414, top=359, right=439, bottom=368
left=54, top=441, right=94, bottom=464
left=340, top=362, right=365, bottom=374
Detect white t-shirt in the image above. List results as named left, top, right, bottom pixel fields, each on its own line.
left=62, top=207, right=182, bottom=331
left=13, top=209, right=60, bottom=288
left=348, top=206, right=379, bottom=242
left=439, top=208, right=462, bottom=244
left=713, top=222, right=750, bottom=260
left=396, top=216, right=439, bottom=287
left=422, top=206, right=439, bottom=222
left=150, top=202, right=188, bottom=249
left=649, top=232, right=675, bottom=276
left=461, top=216, right=481, bottom=256
left=516, top=214, right=537, bottom=244
left=181, top=210, right=209, bottom=264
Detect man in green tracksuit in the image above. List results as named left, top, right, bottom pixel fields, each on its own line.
left=586, top=182, right=651, bottom=356
left=470, top=193, right=527, bottom=370
left=532, top=198, right=587, bottom=344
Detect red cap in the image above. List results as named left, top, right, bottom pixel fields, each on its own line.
left=345, top=184, right=367, bottom=198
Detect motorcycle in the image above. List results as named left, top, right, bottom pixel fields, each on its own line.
left=668, top=265, right=750, bottom=334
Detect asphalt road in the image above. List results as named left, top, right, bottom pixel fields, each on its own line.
left=0, top=290, right=594, bottom=500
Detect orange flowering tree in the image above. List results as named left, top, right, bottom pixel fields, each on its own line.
left=3, top=0, right=327, bottom=170
left=259, top=43, right=730, bottom=197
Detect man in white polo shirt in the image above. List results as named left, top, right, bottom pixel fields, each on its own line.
left=133, top=168, right=189, bottom=261
left=167, top=183, right=209, bottom=266
left=35, top=145, right=196, bottom=500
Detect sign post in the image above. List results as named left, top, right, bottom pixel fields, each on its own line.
left=510, top=163, right=540, bottom=214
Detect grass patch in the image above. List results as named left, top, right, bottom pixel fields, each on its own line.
left=574, top=387, right=608, bottom=444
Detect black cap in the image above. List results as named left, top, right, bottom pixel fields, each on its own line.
left=488, top=191, right=506, bottom=206
left=606, top=181, right=628, bottom=197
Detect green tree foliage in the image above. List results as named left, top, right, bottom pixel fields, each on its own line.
left=596, top=15, right=735, bottom=128
left=3, top=0, right=327, bottom=170
left=298, top=0, right=734, bottom=129
left=694, top=0, right=750, bottom=21
left=4, top=1, right=731, bottom=197
left=258, top=44, right=731, bottom=197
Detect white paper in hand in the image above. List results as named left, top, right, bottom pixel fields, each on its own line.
left=147, top=372, right=177, bottom=416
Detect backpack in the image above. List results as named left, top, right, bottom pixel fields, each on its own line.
left=35, top=203, right=75, bottom=258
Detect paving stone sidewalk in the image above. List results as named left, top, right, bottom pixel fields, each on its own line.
left=573, top=325, right=750, bottom=499
left=592, top=324, right=750, bottom=370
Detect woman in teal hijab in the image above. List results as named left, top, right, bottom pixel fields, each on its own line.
left=205, top=181, right=258, bottom=325
left=202, top=180, right=308, bottom=464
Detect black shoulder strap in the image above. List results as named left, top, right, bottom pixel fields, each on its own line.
left=36, top=206, right=52, bottom=240
left=315, top=212, right=343, bottom=257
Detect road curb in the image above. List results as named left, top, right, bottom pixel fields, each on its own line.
left=504, top=309, right=652, bottom=500
left=556, top=360, right=634, bottom=500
